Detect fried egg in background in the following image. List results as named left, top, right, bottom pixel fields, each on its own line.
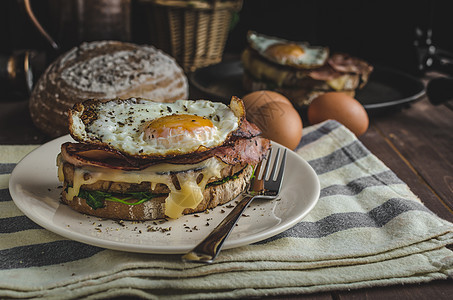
left=69, top=98, right=242, bottom=157
left=247, top=31, right=329, bottom=69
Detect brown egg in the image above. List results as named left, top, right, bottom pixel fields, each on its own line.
left=307, top=92, right=369, bottom=136
left=242, top=90, right=293, bottom=113
left=243, top=92, right=303, bottom=150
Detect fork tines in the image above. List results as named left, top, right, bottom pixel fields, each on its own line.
left=258, top=147, right=287, bottom=184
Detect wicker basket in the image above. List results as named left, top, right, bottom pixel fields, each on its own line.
left=140, top=0, right=243, bottom=72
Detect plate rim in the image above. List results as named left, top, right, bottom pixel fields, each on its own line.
left=9, top=135, right=320, bottom=254
left=357, top=65, right=426, bottom=109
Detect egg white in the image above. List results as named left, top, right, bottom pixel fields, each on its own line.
left=248, top=31, right=329, bottom=68
left=70, top=98, right=239, bottom=156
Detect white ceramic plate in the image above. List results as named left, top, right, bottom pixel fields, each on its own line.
left=9, top=135, right=320, bottom=254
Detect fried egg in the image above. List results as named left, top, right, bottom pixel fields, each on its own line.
left=69, top=98, right=243, bottom=157
left=247, top=31, right=329, bottom=69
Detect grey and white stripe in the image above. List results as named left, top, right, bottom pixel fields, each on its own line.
left=0, top=240, right=103, bottom=270
left=0, top=215, right=43, bottom=233
left=0, top=163, right=16, bottom=175
left=256, top=198, right=433, bottom=243
left=296, top=120, right=340, bottom=149
left=319, top=170, right=403, bottom=198
left=0, top=188, right=12, bottom=202
left=308, top=140, right=370, bottom=175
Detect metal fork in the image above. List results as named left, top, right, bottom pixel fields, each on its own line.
left=182, top=147, right=287, bottom=263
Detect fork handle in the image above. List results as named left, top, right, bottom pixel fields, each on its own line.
left=182, top=194, right=255, bottom=263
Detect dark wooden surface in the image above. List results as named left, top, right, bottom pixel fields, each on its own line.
left=361, top=98, right=453, bottom=224
left=1, top=69, right=452, bottom=299
left=351, top=95, right=453, bottom=300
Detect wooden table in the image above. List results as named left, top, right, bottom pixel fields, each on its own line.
left=1, top=71, right=452, bottom=300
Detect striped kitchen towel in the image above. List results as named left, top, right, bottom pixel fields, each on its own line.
left=1, top=120, right=452, bottom=299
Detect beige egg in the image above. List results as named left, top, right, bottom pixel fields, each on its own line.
left=243, top=91, right=303, bottom=150
left=243, top=90, right=293, bottom=112
left=307, top=92, right=369, bottom=136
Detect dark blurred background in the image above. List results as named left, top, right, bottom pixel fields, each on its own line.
left=1, top=0, right=453, bottom=98
left=224, top=0, right=453, bottom=75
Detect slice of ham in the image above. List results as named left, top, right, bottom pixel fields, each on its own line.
left=61, top=136, right=270, bottom=170
left=61, top=142, right=143, bottom=169
left=308, top=64, right=343, bottom=81
left=232, top=118, right=262, bottom=138
left=328, top=53, right=374, bottom=75
left=307, top=53, right=373, bottom=82
left=213, top=136, right=270, bottom=165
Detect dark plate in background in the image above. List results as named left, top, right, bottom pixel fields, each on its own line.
left=189, top=60, right=426, bottom=111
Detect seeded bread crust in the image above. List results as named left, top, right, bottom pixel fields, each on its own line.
left=60, top=164, right=254, bottom=221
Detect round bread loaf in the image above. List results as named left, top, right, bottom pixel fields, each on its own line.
left=29, top=41, right=189, bottom=137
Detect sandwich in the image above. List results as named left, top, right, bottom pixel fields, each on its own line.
left=57, top=97, right=270, bottom=221
left=241, top=31, right=373, bottom=107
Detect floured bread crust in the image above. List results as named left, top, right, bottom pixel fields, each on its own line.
left=29, top=41, right=188, bottom=137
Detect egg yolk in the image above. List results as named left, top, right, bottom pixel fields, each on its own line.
left=265, top=43, right=305, bottom=60
left=143, top=114, right=217, bottom=148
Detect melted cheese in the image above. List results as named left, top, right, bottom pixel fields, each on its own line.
left=57, top=157, right=225, bottom=219
left=327, top=75, right=348, bottom=91
left=57, top=154, right=65, bottom=182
